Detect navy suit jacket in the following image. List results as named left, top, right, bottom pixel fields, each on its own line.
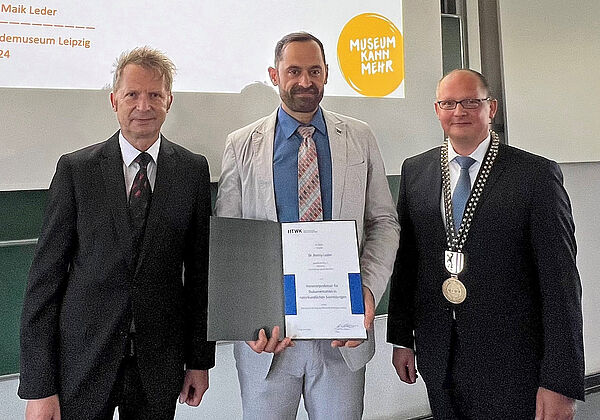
left=19, top=132, right=215, bottom=417
left=387, top=143, right=584, bottom=404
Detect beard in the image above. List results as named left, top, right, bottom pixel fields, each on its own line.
left=280, top=84, right=324, bottom=114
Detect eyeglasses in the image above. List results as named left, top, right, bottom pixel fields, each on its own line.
left=436, top=98, right=491, bottom=110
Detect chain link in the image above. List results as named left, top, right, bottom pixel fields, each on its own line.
left=441, top=131, right=500, bottom=252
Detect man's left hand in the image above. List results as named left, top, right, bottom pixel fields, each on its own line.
left=535, top=387, right=576, bottom=420
left=179, top=369, right=209, bottom=406
left=331, top=286, right=375, bottom=348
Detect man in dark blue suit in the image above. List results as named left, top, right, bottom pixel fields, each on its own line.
left=387, top=69, right=584, bottom=419
left=19, top=47, right=215, bottom=419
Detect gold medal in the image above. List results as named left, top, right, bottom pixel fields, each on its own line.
left=442, top=276, right=467, bottom=304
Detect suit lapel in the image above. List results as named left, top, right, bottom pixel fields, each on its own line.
left=253, top=110, right=278, bottom=221
left=429, top=153, right=445, bottom=228
left=99, top=133, right=134, bottom=270
left=417, top=150, right=445, bottom=230
left=324, top=110, right=347, bottom=220
left=135, top=135, right=175, bottom=272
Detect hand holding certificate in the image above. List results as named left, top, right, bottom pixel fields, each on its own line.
left=331, top=285, right=374, bottom=348
left=207, top=217, right=367, bottom=341
left=246, top=325, right=294, bottom=355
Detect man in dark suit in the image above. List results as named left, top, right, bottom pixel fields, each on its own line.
left=387, top=69, right=584, bottom=419
left=18, top=47, right=215, bottom=419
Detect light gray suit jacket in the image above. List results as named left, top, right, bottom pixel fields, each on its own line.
left=214, top=108, right=399, bottom=375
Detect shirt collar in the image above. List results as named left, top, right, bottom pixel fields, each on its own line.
left=277, top=106, right=327, bottom=139
left=119, top=131, right=161, bottom=167
left=448, top=132, right=491, bottom=164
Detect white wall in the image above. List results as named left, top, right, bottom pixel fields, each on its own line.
left=560, top=162, right=600, bottom=374
left=498, top=0, right=600, bottom=162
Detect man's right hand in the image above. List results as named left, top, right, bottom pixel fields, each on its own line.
left=246, top=325, right=294, bottom=354
left=392, top=347, right=417, bottom=384
left=25, top=394, right=61, bottom=420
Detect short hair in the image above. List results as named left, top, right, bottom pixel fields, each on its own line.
left=112, top=46, right=176, bottom=92
left=437, top=69, right=492, bottom=98
left=274, top=32, right=326, bottom=67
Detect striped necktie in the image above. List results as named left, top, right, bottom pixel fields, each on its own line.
left=129, top=152, right=153, bottom=231
left=297, top=125, right=323, bottom=221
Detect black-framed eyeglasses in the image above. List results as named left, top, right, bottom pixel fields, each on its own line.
left=437, top=98, right=491, bottom=110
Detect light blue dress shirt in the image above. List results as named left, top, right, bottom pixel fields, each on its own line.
left=273, top=107, right=332, bottom=222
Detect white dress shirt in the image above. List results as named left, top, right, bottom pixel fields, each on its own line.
left=119, top=132, right=160, bottom=198
left=441, top=133, right=491, bottom=222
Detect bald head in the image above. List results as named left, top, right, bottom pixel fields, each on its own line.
left=436, top=69, right=491, bottom=100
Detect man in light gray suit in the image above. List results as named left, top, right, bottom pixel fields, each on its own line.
left=214, top=32, right=399, bottom=419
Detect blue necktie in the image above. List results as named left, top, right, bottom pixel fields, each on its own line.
left=452, top=156, right=476, bottom=228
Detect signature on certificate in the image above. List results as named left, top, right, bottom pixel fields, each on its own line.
left=335, top=322, right=361, bottom=332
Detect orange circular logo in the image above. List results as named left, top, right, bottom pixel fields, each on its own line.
left=337, top=13, right=404, bottom=97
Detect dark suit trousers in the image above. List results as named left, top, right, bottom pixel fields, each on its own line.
left=426, top=322, right=538, bottom=420
left=95, top=355, right=177, bottom=420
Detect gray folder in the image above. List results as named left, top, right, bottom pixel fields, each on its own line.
left=207, top=217, right=285, bottom=341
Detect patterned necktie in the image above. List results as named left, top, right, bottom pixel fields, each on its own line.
left=127, top=152, right=152, bottom=339
left=297, top=125, right=323, bottom=221
left=129, top=152, right=153, bottom=233
left=452, top=155, right=476, bottom=228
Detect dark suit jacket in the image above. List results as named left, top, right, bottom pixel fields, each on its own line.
left=18, top=132, right=215, bottom=418
left=387, top=143, right=584, bottom=411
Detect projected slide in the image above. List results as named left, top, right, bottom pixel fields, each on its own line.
left=0, top=1, right=404, bottom=97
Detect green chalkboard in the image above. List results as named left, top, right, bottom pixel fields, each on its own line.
left=0, top=176, right=400, bottom=376
left=1, top=189, right=47, bottom=376
left=0, top=190, right=47, bottom=241
left=0, top=244, right=35, bottom=375
left=375, top=175, right=400, bottom=315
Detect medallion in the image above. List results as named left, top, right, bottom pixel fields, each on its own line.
left=439, top=131, right=500, bottom=305
left=442, top=276, right=467, bottom=304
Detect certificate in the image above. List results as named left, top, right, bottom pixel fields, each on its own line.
left=207, top=217, right=365, bottom=341
left=282, top=221, right=366, bottom=339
